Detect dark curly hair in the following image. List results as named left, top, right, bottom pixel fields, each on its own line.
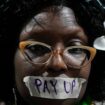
left=0, top=0, right=105, bottom=104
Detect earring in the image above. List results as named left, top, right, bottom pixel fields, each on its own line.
left=13, top=88, right=17, bottom=105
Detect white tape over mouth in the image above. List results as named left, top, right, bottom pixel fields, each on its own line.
left=23, top=76, right=86, bottom=99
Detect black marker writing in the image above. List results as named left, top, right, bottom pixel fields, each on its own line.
left=64, top=79, right=76, bottom=94
left=71, top=79, right=76, bottom=94
left=50, top=80, right=57, bottom=94
left=43, top=80, right=50, bottom=94
left=34, top=79, right=42, bottom=93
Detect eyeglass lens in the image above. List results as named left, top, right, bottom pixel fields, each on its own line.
left=23, top=43, right=90, bottom=67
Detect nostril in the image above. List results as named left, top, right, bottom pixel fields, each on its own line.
left=47, top=67, right=66, bottom=74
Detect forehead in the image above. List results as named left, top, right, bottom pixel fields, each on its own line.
left=20, top=6, right=87, bottom=43
left=34, top=7, right=77, bottom=27
left=22, top=7, right=77, bottom=32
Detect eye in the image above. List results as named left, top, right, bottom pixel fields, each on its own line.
left=25, top=44, right=51, bottom=58
left=68, top=48, right=84, bottom=55
left=66, top=47, right=88, bottom=60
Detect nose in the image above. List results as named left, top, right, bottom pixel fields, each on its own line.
left=47, top=49, right=68, bottom=73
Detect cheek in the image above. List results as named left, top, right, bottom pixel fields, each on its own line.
left=14, top=50, right=30, bottom=78
left=14, top=50, right=45, bottom=78
left=79, top=63, right=91, bottom=79
left=14, top=50, right=30, bottom=97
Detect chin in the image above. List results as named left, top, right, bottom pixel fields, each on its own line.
left=24, top=96, right=80, bottom=105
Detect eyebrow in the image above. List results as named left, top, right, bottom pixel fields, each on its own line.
left=20, top=30, right=88, bottom=47
left=20, top=31, right=59, bottom=45
left=20, top=24, right=88, bottom=44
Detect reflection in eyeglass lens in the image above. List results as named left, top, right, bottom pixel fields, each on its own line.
left=64, top=48, right=90, bottom=68
left=24, top=44, right=51, bottom=63
left=23, top=43, right=91, bottom=68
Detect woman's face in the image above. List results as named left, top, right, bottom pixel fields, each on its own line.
left=14, top=6, right=91, bottom=105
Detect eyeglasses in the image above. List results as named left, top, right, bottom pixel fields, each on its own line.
left=19, top=41, right=96, bottom=69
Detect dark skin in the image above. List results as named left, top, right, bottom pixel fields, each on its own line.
left=14, top=6, right=91, bottom=105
